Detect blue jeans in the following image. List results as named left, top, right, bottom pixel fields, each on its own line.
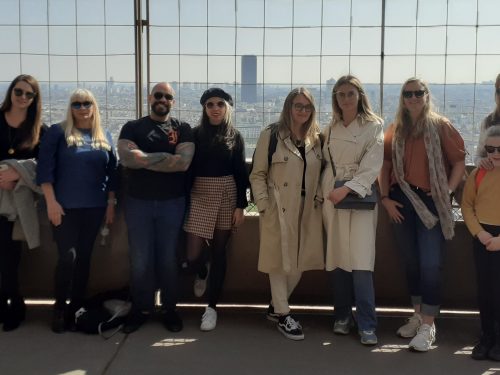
left=390, top=185, right=445, bottom=317
left=125, top=195, right=186, bottom=312
left=331, top=269, right=377, bottom=331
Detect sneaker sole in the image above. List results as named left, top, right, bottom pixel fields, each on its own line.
left=266, top=314, right=279, bottom=323
left=200, top=324, right=216, bottom=331
left=333, top=327, right=351, bottom=335
left=277, top=325, right=304, bottom=341
left=360, top=339, right=378, bottom=346
left=397, top=332, right=417, bottom=338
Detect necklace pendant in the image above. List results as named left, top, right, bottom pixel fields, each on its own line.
left=7, top=148, right=15, bottom=155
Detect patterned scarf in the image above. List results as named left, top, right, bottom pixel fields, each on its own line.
left=392, top=118, right=454, bottom=240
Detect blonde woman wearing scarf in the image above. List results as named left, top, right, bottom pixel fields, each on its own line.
left=378, top=77, right=465, bottom=352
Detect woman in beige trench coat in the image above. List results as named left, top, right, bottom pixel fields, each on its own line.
left=250, top=87, right=324, bottom=341
left=321, top=75, right=384, bottom=346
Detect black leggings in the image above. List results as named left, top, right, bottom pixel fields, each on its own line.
left=186, top=229, right=232, bottom=308
left=53, top=207, right=105, bottom=308
left=0, top=217, right=22, bottom=299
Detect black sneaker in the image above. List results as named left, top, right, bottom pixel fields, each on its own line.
left=471, top=335, right=494, bottom=360
left=266, top=304, right=280, bottom=322
left=277, top=315, right=304, bottom=341
left=3, top=297, right=26, bottom=332
left=488, top=343, right=500, bottom=361
left=163, top=310, right=183, bottom=332
left=123, top=310, right=148, bottom=334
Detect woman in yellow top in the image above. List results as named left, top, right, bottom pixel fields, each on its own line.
left=461, top=126, right=500, bottom=361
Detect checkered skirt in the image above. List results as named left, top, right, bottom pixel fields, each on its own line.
left=183, top=175, right=237, bottom=239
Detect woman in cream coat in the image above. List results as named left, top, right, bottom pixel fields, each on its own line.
left=250, top=87, right=324, bottom=341
left=322, top=75, right=384, bottom=345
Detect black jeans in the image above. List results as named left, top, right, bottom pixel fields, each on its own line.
left=53, top=207, right=105, bottom=308
left=473, top=223, right=500, bottom=338
left=0, top=216, right=22, bottom=298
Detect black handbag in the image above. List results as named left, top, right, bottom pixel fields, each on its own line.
left=327, top=127, right=377, bottom=210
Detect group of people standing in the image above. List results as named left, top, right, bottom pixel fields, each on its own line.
left=0, top=72, right=499, bottom=361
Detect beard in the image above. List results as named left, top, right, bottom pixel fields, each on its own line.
left=151, top=101, right=171, bottom=117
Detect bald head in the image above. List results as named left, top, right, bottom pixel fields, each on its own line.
left=149, top=82, right=175, bottom=120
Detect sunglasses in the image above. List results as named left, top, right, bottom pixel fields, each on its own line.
left=402, top=90, right=426, bottom=99
left=205, top=101, right=225, bottom=109
left=71, top=101, right=93, bottom=110
left=293, top=103, right=313, bottom=112
left=13, top=87, right=36, bottom=100
left=496, top=88, right=500, bottom=95
left=153, top=92, right=174, bottom=101
left=485, top=145, right=500, bottom=154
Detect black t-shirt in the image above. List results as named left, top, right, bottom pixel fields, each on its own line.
left=119, top=116, right=193, bottom=200
left=0, top=111, right=46, bottom=161
left=191, top=124, right=249, bottom=208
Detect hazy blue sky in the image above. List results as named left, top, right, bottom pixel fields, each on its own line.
left=0, top=0, right=499, bottom=84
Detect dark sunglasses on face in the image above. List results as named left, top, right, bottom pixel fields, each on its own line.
left=71, top=101, right=93, bottom=110
left=13, top=87, right=36, bottom=100
left=485, top=145, right=500, bottom=153
left=402, top=90, right=426, bottom=99
left=205, top=101, right=225, bottom=109
left=293, top=103, right=313, bottom=112
left=496, top=88, right=500, bottom=95
left=153, top=92, right=174, bottom=101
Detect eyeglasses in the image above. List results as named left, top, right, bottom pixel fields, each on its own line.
left=485, top=145, right=500, bottom=153
left=13, top=88, right=36, bottom=100
left=205, top=101, right=225, bottom=109
left=153, top=92, right=174, bottom=101
left=402, top=90, right=426, bottom=99
left=496, top=88, right=500, bottom=95
left=335, top=91, right=358, bottom=100
left=71, top=101, right=93, bottom=110
left=293, top=103, right=313, bottom=112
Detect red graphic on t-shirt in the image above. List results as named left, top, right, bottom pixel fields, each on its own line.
left=167, top=129, right=178, bottom=145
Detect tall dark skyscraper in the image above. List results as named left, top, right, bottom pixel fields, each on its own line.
left=241, top=55, right=257, bottom=103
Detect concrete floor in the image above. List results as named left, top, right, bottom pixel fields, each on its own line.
left=0, top=306, right=497, bottom=375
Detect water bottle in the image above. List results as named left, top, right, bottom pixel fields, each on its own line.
left=100, top=225, right=109, bottom=246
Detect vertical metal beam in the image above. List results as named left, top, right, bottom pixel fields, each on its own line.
left=380, top=0, right=385, bottom=117
left=134, top=0, right=143, bottom=118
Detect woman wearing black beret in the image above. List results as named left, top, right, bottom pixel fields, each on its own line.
left=183, top=87, right=249, bottom=331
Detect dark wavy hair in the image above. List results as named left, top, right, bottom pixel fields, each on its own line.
left=198, top=98, right=236, bottom=150
left=0, top=74, right=43, bottom=150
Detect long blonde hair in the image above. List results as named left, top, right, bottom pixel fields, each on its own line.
left=62, top=88, right=110, bottom=151
left=278, top=87, right=320, bottom=143
left=394, top=77, right=442, bottom=141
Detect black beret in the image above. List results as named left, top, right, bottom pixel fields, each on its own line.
left=200, top=88, right=233, bottom=106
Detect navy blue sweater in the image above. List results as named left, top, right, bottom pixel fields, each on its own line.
left=36, top=124, right=118, bottom=209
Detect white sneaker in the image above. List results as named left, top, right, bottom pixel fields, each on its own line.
left=397, top=313, right=422, bottom=338
left=200, top=307, right=217, bottom=331
left=409, top=323, right=436, bottom=352
left=194, top=263, right=210, bottom=297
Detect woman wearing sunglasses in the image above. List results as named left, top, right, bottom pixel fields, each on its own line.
left=183, top=88, right=248, bottom=331
left=475, top=74, right=500, bottom=170
left=462, top=126, right=500, bottom=361
left=321, top=75, right=384, bottom=346
left=0, top=74, right=45, bottom=331
left=378, top=77, right=465, bottom=352
left=37, top=88, right=118, bottom=333
left=250, top=87, right=324, bottom=341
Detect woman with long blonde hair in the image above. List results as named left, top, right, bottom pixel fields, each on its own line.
left=321, top=75, right=384, bottom=346
left=37, top=88, right=118, bottom=333
left=378, top=77, right=465, bottom=352
left=250, top=87, right=324, bottom=341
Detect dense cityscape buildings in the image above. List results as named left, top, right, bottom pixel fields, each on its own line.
left=0, top=79, right=494, bottom=165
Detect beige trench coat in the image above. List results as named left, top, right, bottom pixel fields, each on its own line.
left=250, top=125, right=324, bottom=274
left=321, top=118, right=384, bottom=272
